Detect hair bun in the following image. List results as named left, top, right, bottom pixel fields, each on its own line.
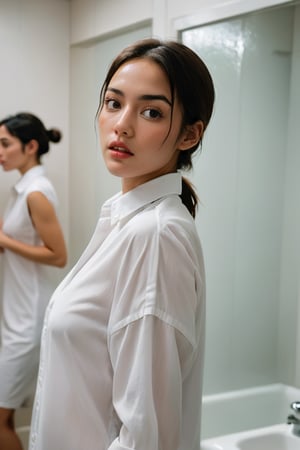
left=47, top=128, right=62, bottom=143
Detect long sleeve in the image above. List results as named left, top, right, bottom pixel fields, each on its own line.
left=108, top=315, right=193, bottom=449
left=107, top=206, right=204, bottom=449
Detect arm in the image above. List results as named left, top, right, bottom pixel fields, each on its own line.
left=0, top=191, right=67, bottom=267
left=108, top=315, right=191, bottom=450
left=106, top=217, right=200, bottom=449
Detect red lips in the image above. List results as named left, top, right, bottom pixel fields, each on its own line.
left=108, top=141, right=134, bottom=156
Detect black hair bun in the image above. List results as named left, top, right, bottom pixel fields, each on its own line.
left=47, top=128, right=62, bottom=143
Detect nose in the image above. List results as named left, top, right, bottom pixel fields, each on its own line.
left=114, top=108, right=134, bottom=137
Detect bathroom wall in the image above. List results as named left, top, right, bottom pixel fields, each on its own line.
left=0, top=0, right=71, bottom=282
left=0, top=1, right=70, bottom=436
left=69, top=23, right=152, bottom=262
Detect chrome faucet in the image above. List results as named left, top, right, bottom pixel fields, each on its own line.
left=287, top=401, right=300, bottom=437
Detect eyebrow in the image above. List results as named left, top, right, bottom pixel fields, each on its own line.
left=106, top=87, right=172, bottom=106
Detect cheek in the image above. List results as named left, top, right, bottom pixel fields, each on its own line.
left=142, top=124, right=170, bottom=144
left=10, top=149, right=21, bottom=158
left=98, top=117, right=105, bottom=141
left=9, top=149, right=24, bottom=163
left=98, top=109, right=110, bottom=128
left=97, top=110, right=104, bottom=128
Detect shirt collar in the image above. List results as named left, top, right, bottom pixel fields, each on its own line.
left=14, top=165, right=46, bottom=194
left=110, top=172, right=182, bottom=225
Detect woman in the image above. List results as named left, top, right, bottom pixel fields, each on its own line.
left=0, top=112, right=67, bottom=450
left=30, top=38, right=215, bottom=450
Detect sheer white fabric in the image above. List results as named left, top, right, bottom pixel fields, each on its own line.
left=30, top=173, right=205, bottom=450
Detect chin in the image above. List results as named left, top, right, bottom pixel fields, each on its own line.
left=105, top=162, right=125, bottom=178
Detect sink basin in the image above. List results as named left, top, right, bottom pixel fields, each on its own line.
left=237, top=431, right=299, bottom=450
left=201, top=445, right=224, bottom=450
left=201, top=423, right=299, bottom=450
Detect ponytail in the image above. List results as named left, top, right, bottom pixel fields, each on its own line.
left=180, top=177, right=198, bottom=219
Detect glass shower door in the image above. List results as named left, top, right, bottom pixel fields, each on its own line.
left=181, top=4, right=300, bottom=394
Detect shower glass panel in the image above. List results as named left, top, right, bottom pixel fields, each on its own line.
left=181, top=4, right=299, bottom=394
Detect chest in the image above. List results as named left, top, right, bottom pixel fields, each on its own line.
left=46, top=220, right=121, bottom=337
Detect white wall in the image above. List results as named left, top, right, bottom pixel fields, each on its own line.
left=293, top=8, right=300, bottom=385
left=0, top=1, right=70, bottom=432
left=70, top=0, right=153, bottom=44
left=69, top=23, right=152, bottom=264
left=0, top=0, right=70, bottom=281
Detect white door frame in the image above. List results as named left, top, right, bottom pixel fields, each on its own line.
left=173, top=0, right=294, bottom=34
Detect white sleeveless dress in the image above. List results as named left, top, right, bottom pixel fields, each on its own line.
left=0, top=165, right=58, bottom=408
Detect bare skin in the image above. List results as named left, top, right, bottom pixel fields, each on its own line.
left=0, top=190, right=67, bottom=266
left=0, top=126, right=67, bottom=265
left=0, top=409, right=23, bottom=450
left=98, top=58, right=203, bottom=194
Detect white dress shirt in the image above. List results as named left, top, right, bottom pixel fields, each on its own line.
left=30, top=172, right=205, bottom=450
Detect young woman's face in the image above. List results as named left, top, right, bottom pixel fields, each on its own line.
left=0, top=125, right=32, bottom=174
left=98, top=58, right=187, bottom=192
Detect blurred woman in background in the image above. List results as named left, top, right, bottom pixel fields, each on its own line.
left=0, top=112, right=67, bottom=450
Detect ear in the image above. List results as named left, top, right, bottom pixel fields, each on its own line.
left=25, top=139, right=39, bottom=156
left=177, top=121, right=204, bottom=151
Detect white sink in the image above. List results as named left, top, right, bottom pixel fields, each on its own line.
left=237, top=430, right=299, bottom=450
left=201, top=423, right=299, bottom=450
left=201, top=445, right=224, bottom=450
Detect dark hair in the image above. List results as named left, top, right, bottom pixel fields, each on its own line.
left=98, top=38, right=215, bottom=217
left=0, top=112, right=62, bottom=162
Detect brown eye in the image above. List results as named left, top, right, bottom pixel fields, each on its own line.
left=142, top=108, right=162, bottom=119
left=105, top=98, right=121, bottom=110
